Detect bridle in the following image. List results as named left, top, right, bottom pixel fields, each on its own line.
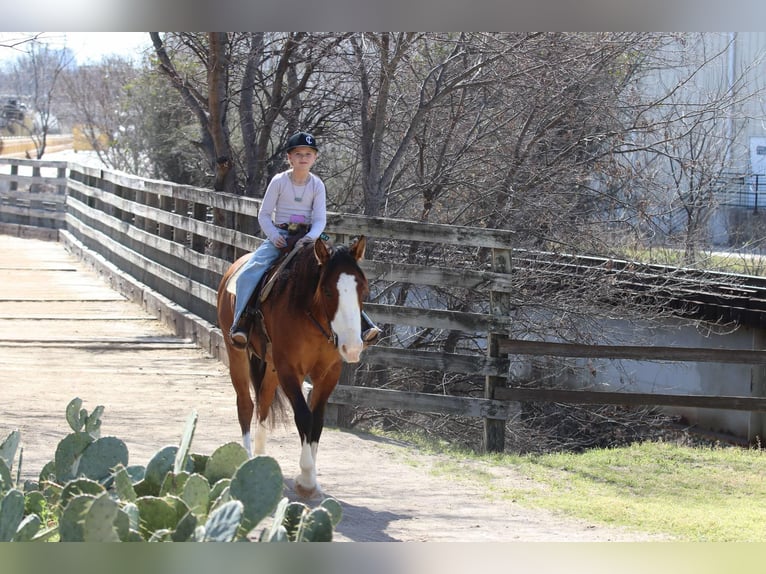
left=307, top=283, right=338, bottom=347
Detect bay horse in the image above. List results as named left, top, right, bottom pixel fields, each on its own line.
left=216, top=236, right=368, bottom=498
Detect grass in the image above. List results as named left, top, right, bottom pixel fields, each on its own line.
left=620, top=246, right=766, bottom=276
left=371, top=430, right=766, bottom=541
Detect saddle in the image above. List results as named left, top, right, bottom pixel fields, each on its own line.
left=229, top=224, right=318, bottom=358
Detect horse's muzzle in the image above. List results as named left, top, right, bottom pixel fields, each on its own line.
left=339, top=341, right=362, bottom=363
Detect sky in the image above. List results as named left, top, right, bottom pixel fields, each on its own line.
left=0, top=32, right=152, bottom=65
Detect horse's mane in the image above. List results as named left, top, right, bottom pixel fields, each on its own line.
left=274, top=242, right=358, bottom=310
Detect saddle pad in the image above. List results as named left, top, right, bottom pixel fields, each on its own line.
left=225, top=263, right=247, bottom=296
left=226, top=243, right=302, bottom=299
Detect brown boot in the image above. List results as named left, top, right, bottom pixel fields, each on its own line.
left=230, top=316, right=250, bottom=349
left=361, top=311, right=381, bottom=346
left=231, top=330, right=248, bottom=349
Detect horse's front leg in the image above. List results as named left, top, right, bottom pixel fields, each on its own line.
left=301, top=362, right=343, bottom=496
left=278, top=370, right=322, bottom=498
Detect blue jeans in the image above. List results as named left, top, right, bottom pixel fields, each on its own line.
left=231, top=232, right=287, bottom=332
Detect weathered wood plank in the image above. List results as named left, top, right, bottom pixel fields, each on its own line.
left=498, top=338, right=766, bottom=365
left=66, top=194, right=237, bottom=277
left=67, top=179, right=258, bottom=251
left=364, top=302, right=512, bottom=332
left=330, top=384, right=511, bottom=419
left=66, top=213, right=218, bottom=308
left=0, top=174, right=67, bottom=186
left=361, top=346, right=508, bottom=377
left=495, top=387, right=766, bottom=412
left=361, top=260, right=514, bottom=292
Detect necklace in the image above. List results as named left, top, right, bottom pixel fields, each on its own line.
left=289, top=171, right=310, bottom=202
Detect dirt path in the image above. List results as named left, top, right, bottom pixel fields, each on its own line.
left=0, top=234, right=664, bottom=542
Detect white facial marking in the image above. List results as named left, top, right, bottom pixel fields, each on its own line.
left=331, top=273, right=363, bottom=363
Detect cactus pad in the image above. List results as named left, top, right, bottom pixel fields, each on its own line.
left=204, top=442, right=248, bottom=485
left=229, top=456, right=284, bottom=530
left=78, top=436, right=129, bottom=482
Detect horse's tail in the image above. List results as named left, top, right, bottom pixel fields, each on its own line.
left=248, top=353, right=287, bottom=426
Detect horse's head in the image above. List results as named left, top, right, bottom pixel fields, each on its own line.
left=314, top=236, right=368, bottom=363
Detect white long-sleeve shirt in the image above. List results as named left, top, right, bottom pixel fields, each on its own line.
left=258, top=170, right=327, bottom=243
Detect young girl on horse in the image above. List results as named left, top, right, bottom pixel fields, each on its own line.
left=230, top=131, right=380, bottom=347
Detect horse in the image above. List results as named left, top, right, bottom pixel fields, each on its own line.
left=216, top=236, right=369, bottom=498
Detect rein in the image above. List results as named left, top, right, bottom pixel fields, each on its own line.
left=307, top=277, right=338, bottom=347
left=306, top=309, right=337, bottom=346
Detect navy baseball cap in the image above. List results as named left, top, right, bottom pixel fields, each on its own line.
left=284, top=132, right=318, bottom=152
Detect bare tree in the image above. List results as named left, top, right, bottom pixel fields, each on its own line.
left=605, top=33, right=765, bottom=263
left=150, top=32, right=239, bottom=193
left=7, top=41, right=72, bottom=158
left=235, top=32, right=350, bottom=196
left=150, top=32, right=349, bottom=197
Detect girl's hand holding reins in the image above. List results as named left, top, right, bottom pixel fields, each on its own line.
left=271, top=234, right=287, bottom=249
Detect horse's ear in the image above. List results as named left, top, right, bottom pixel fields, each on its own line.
left=314, top=237, right=331, bottom=265
left=350, top=235, right=366, bottom=261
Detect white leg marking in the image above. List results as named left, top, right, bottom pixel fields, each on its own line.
left=253, top=423, right=268, bottom=455
left=331, top=273, right=363, bottom=363
left=296, top=440, right=319, bottom=493
left=242, top=431, right=252, bottom=458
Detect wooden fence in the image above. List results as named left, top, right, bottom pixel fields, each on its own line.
left=3, top=157, right=766, bottom=450
left=0, top=158, right=67, bottom=236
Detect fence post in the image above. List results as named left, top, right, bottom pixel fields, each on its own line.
left=9, top=164, right=18, bottom=192
left=191, top=201, right=207, bottom=253
left=484, top=247, right=511, bottom=453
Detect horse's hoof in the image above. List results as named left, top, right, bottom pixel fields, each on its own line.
left=293, top=478, right=322, bottom=500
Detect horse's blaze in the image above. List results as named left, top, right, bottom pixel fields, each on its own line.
left=331, top=272, right=363, bottom=363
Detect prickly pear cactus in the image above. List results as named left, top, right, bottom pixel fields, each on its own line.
left=270, top=498, right=340, bottom=542
left=0, top=489, right=26, bottom=541
left=201, top=500, right=243, bottom=542
left=135, top=496, right=180, bottom=540
left=3, top=398, right=343, bottom=543
left=65, top=398, right=86, bottom=433
left=112, top=464, right=137, bottom=503
left=12, top=514, right=42, bottom=542
left=261, top=497, right=290, bottom=542
left=84, top=406, right=104, bottom=438
left=58, top=494, right=95, bottom=542
left=78, top=436, right=129, bottom=482
left=82, top=492, right=120, bottom=542
left=229, top=456, right=284, bottom=531
left=143, top=445, right=178, bottom=495
left=54, top=432, right=94, bottom=483
left=282, top=500, right=309, bottom=540
left=181, top=473, right=210, bottom=517
left=174, top=411, right=197, bottom=474
left=0, top=459, right=12, bottom=494
left=60, top=478, right=104, bottom=510
left=204, top=442, right=248, bottom=485
left=0, top=430, right=20, bottom=470
left=297, top=506, right=334, bottom=541
left=320, top=498, right=343, bottom=528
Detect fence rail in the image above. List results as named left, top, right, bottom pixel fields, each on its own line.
left=3, top=157, right=766, bottom=449
left=0, top=158, right=68, bottom=231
